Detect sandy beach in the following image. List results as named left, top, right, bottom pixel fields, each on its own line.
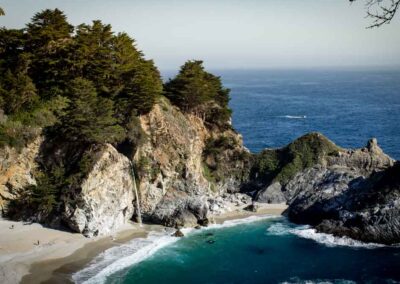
left=0, top=203, right=287, bottom=284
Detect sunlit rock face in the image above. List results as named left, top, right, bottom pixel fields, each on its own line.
left=0, top=136, right=42, bottom=215
left=134, top=99, right=250, bottom=227
left=63, top=144, right=134, bottom=237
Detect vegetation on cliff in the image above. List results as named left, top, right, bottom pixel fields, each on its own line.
left=251, top=133, right=340, bottom=185
left=0, top=9, right=162, bottom=150
left=0, top=9, right=162, bottom=220
left=164, top=60, right=232, bottom=129
left=1, top=9, right=240, bottom=223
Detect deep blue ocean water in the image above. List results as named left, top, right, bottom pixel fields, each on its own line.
left=221, top=69, right=400, bottom=159
left=74, top=69, right=400, bottom=284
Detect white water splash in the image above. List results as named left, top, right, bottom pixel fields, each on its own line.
left=267, top=223, right=385, bottom=249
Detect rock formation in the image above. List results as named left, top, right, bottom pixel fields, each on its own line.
left=132, top=98, right=250, bottom=227
left=1, top=99, right=399, bottom=244
left=0, top=136, right=42, bottom=215
left=62, top=144, right=134, bottom=237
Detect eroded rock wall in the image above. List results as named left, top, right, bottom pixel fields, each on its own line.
left=0, top=136, right=42, bottom=215
left=62, top=144, right=134, bottom=237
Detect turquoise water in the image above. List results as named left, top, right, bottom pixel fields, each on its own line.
left=100, top=217, right=400, bottom=284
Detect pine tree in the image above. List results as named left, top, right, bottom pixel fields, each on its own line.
left=59, top=78, right=125, bottom=144
left=26, top=9, right=74, bottom=99
left=0, top=70, right=38, bottom=115
left=74, top=21, right=115, bottom=96
left=164, top=60, right=231, bottom=128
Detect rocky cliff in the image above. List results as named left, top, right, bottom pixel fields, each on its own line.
left=0, top=136, right=42, bottom=215
left=1, top=100, right=399, bottom=244
left=62, top=144, right=134, bottom=237
left=0, top=98, right=250, bottom=236
left=250, top=134, right=397, bottom=244
left=281, top=139, right=398, bottom=244
left=132, top=98, right=250, bottom=227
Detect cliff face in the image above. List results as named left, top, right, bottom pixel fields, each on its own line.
left=276, top=138, right=397, bottom=244
left=62, top=144, right=134, bottom=237
left=0, top=136, right=42, bottom=215
left=1, top=100, right=398, bottom=244
left=314, top=163, right=400, bottom=245
left=133, top=98, right=250, bottom=227
left=0, top=98, right=250, bottom=235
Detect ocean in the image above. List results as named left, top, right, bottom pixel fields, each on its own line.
left=223, top=68, right=400, bottom=159
left=73, top=69, right=400, bottom=284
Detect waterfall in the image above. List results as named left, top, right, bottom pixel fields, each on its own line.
left=131, top=164, right=142, bottom=226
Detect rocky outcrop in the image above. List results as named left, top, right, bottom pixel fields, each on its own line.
left=62, top=144, right=134, bottom=237
left=286, top=162, right=400, bottom=244
left=255, top=182, right=285, bottom=203
left=133, top=99, right=210, bottom=227
left=0, top=136, right=42, bottom=215
left=252, top=135, right=393, bottom=205
left=281, top=138, right=397, bottom=244
left=315, top=163, right=400, bottom=245
left=133, top=98, right=250, bottom=227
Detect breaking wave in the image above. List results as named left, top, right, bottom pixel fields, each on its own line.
left=267, top=222, right=385, bottom=249
left=73, top=215, right=278, bottom=284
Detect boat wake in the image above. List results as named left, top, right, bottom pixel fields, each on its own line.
left=73, top=215, right=278, bottom=284
left=267, top=222, right=385, bottom=249
left=281, top=115, right=307, bottom=119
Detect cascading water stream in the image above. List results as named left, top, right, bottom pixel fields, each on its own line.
left=131, top=163, right=142, bottom=226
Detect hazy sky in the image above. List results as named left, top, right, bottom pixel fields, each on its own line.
left=1, top=0, right=400, bottom=70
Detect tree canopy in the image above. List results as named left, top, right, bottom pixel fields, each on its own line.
left=0, top=9, right=163, bottom=147
left=164, top=60, right=232, bottom=129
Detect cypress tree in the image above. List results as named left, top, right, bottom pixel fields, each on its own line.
left=59, top=78, right=125, bottom=144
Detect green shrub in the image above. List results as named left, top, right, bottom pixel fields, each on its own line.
left=252, top=133, right=340, bottom=184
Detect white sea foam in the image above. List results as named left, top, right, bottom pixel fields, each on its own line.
left=72, top=214, right=278, bottom=284
left=291, top=228, right=385, bottom=249
left=72, top=230, right=182, bottom=284
left=267, top=222, right=385, bottom=249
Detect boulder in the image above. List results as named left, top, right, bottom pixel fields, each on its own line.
left=255, top=182, right=285, bottom=203
left=172, top=229, right=184, bottom=237
left=243, top=204, right=258, bottom=212
left=62, top=144, right=134, bottom=237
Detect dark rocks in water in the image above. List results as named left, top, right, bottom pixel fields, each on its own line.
left=172, top=229, right=184, bottom=237
left=194, top=225, right=201, bottom=229
left=243, top=204, right=258, bottom=212
left=205, top=232, right=214, bottom=237
left=206, top=240, right=215, bottom=244
left=198, top=218, right=209, bottom=227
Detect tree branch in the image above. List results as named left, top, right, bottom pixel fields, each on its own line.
left=352, top=0, right=400, bottom=28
